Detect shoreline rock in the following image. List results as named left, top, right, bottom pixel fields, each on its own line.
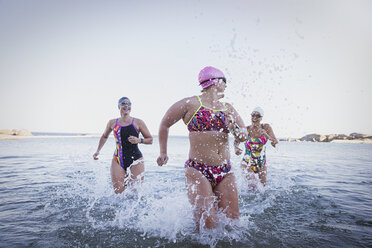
left=0, top=129, right=33, bottom=137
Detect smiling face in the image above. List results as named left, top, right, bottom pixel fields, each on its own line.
left=251, top=111, right=262, bottom=124
left=118, top=99, right=132, bottom=116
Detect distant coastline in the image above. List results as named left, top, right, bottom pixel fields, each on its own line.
left=1, top=129, right=372, bottom=144
left=279, top=133, right=372, bottom=144
left=32, top=132, right=100, bottom=137
left=0, top=129, right=100, bottom=140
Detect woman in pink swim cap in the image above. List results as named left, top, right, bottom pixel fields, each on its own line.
left=157, top=66, right=248, bottom=231
left=198, top=66, right=227, bottom=89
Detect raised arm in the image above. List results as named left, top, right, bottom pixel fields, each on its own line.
left=263, top=124, right=278, bottom=147
left=157, top=98, right=189, bottom=166
left=93, top=119, right=114, bottom=160
left=226, top=103, right=248, bottom=142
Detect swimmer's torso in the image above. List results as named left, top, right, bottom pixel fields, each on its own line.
left=184, top=96, right=230, bottom=165
left=188, top=131, right=229, bottom=165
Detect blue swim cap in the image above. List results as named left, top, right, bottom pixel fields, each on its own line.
left=118, top=97, right=131, bottom=108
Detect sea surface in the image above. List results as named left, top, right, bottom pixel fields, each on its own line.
left=0, top=136, right=371, bottom=247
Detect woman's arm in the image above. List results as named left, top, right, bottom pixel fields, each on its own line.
left=226, top=103, right=248, bottom=142
left=139, top=119, right=153, bottom=144
left=128, top=119, right=153, bottom=145
left=233, top=136, right=243, bottom=155
left=264, top=124, right=278, bottom=147
left=93, top=120, right=114, bottom=160
left=157, top=98, right=190, bottom=166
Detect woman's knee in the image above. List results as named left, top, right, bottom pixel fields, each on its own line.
left=205, top=215, right=217, bottom=229
left=198, top=206, right=217, bottom=229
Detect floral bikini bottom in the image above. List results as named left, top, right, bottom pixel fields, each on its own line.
left=185, top=159, right=231, bottom=188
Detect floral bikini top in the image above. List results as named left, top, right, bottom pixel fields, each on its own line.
left=186, top=96, right=228, bottom=132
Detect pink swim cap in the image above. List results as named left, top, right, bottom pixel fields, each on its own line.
left=198, top=66, right=226, bottom=89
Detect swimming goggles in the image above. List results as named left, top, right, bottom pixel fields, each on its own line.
left=199, top=77, right=227, bottom=85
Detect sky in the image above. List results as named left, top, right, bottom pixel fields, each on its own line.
left=0, top=0, right=371, bottom=138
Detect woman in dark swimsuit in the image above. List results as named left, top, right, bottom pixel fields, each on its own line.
left=93, top=97, right=153, bottom=194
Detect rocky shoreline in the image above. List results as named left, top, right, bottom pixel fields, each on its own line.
left=280, top=133, right=372, bottom=143
left=0, top=129, right=33, bottom=140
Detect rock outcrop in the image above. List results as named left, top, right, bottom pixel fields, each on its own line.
left=0, top=129, right=33, bottom=136
left=299, top=134, right=326, bottom=142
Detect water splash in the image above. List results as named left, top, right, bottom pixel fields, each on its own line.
left=42, top=149, right=309, bottom=247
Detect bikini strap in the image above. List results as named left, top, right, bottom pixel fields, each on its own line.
left=131, top=118, right=134, bottom=124
left=196, top=95, right=203, bottom=106
left=186, top=96, right=203, bottom=126
left=198, top=95, right=227, bottom=111
left=221, top=102, right=228, bottom=111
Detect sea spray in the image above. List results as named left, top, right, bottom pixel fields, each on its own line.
left=32, top=138, right=371, bottom=247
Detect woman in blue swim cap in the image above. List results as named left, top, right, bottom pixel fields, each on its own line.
left=93, top=97, right=153, bottom=194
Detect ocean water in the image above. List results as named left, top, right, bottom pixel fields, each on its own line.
left=0, top=136, right=371, bottom=247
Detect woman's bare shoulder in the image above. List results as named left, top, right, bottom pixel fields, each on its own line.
left=104, top=118, right=117, bottom=130
left=263, top=123, right=272, bottom=129
left=133, top=117, right=146, bottom=125
left=175, top=95, right=199, bottom=109
left=184, top=95, right=199, bottom=104
left=224, top=102, right=233, bottom=108
left=108, top=118, right=117, bottom=125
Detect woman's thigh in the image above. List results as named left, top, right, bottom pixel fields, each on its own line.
left=185, top=167, right=217, bottom=228
left=110, top=159, right=127, bottom=193
left=258, top=165, right=267, bottom=185
left=129, top=159, right=145, bottom=180
left=241, top=163, right=256, bottom=181
left=185, top=167, right=215, bottom=205
left=213, top=173, right=239, bottom=219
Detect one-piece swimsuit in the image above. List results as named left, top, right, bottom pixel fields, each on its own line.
left=113, top=118, right=143, bottom=171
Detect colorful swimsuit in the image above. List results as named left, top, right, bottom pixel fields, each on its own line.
left=185, top=96, right=231, bottom=187
left=113, top=118, right=143, bottom=171
left=185, top=159, right=231, bottom=188
left=242, top=127, right=268, bottom=173
left=186, top=96, right=228, bottom=132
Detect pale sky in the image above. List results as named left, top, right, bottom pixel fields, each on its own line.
left=0, top=0, right=371, bottom=138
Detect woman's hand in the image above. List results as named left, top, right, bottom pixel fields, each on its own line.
left=258, top=127, right=269, bottom=137
left=157, top=153, right=168, bottom=166
left=128, top=135, right=141, bottom=144
left=93, top=152, right=99, bottom=160
left=235, top=147, right=243, bottom=155
left=271, top=140, right=278, bottom=147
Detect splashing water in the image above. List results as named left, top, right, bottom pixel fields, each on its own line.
left=41, top=146, right=299, bottom=247
left=1, top=137, right=371, bottom=247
